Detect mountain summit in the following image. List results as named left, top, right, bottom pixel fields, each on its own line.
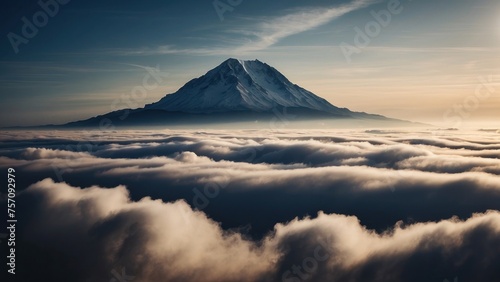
left=62, top=58, right=410, bottom=128
left=146, top=58, right=348, bottom=115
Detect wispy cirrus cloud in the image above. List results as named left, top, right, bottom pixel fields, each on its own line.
left=101, top=0, right=375, bottom=56
left=231, top=0, right=375, bottom=53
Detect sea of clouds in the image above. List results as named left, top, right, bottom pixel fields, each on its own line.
left=1, top=129, right=499, bottom=281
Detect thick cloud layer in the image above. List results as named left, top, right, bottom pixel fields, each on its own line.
left=1, top=129, right=499, bottom=281
left=1, top=129, right=500, bottom=235
left=6, top=179, right=500, bottom=282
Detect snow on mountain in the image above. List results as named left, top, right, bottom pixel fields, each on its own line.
left=146, top=58, right=350, bottom=115
left=54, top=58, right=405, bottom=128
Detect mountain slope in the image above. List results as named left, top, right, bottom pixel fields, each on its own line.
left=146, top=58, right=351, bottom=116
left=56, top=58, right=414, bottom=128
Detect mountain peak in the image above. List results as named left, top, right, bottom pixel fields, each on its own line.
left=217, top=58, right=264, bottom=76
left=146, top=58, right=346, bottom=115
left=221, top=58, right=262, bottom=65
left=62, top=59, right=400, bottom=127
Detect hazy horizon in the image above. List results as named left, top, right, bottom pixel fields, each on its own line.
left=1, top=0, right=499, bottom=127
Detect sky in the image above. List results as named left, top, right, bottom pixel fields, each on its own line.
left=0, top=0, right=499, bottom=127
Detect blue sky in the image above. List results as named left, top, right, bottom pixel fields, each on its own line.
left=1, top=0, right=499, bottom=127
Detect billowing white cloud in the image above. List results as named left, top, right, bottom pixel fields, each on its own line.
left=13, top=179, right=500, bottom=281
left=2, top=129, right=500, bottom=281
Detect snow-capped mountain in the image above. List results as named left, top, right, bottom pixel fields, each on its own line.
left=146, top=58, right=351, bottom=115
left=57, top=58, right=412, bottom=128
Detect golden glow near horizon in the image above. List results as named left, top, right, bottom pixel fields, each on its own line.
left=0, top=0, right=498, bottom=128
